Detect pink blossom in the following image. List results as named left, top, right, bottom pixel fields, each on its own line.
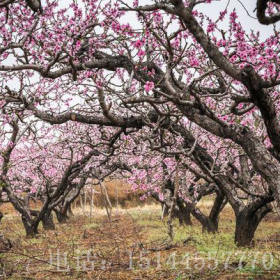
left=137, top=49, right=146, bottom=57
left=134, top=40, right=143, bottom=49
left=144, top=81, right=154, bottom=92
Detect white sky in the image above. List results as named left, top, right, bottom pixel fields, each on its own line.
left=197, top=0, right=278, bottom=39
left=118, top=0, right=277, bottom=40
left=53, top=0, right=277, bottom=41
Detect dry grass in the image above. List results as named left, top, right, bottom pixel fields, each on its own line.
left=0, top=202, right=279, bottom=279
left=76, top=179, right=154, bottom=209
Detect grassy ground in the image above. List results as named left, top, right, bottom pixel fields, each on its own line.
left=0, top=202, right=280, bottom=279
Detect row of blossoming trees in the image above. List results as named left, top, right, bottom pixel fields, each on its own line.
left=0, top=0, right=280, bottom=246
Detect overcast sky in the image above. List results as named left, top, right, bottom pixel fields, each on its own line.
left=117, top=0, right=278, bottom=40
left=53, top=0, right=277, bottom=39
left=197, top=0, right=278, bottom=39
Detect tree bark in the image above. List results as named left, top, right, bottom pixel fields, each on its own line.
left=234, top=205, right=272, bottom=247
left=42, top=212, right=55, bottom=230
left=174, top=201, right=192, bottom=226
left=30, top=209, right=55, bottom=230
left=191, top=207, right=218, bottom=233
left=208, top=192, right=227, bottom=231
left=190, top=193, right=226, bottom=233
left=54, top=208, right=68, bottom=224
left=21, top=216, right=39, bottom=237
left=67, top=204, right=74, bottom=216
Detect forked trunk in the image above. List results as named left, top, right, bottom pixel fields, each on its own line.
left=67, top=204, right=74, bottom=216
left=191, top=208, right=218, bottom=233
left=234, top=205, right=272, bottom=247
left=22, top=216, right=39, bottom=237
left=54, top=208, right=68, bottom=223
left=191, top=193, right=227, bottom=233
left=42, top=212, right=55, bottom=230
left=175, top=202, right=192, bottom=226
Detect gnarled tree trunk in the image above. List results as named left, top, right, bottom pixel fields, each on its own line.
left=174, top=202, right=192, bottom=226
left=191, top=207, right=218, bottom=233
left=190, top=192, right=227, bottom=233
left=42, top=212, right=55, bottom=230
left=30, top=210, right=55, bottom=230
left=234, top=205, right=272, bottom=247
left=54, top=207, right=69, bottom=224
left=21, top=216, right=39, bottom=237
